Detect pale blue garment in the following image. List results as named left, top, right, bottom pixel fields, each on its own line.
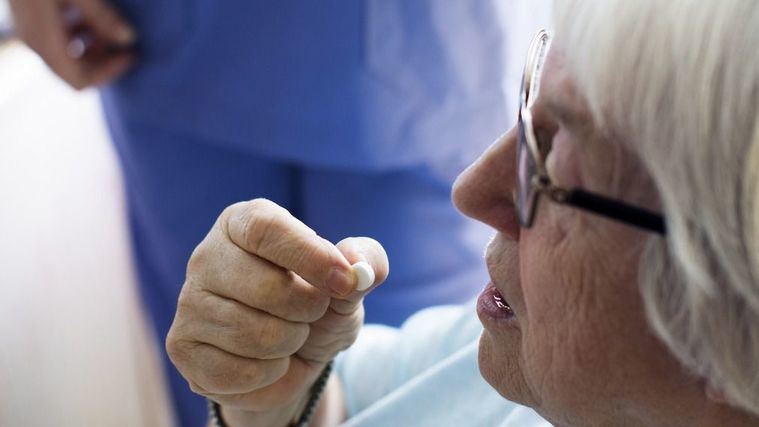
left=336, top=301, right=551, bottom=426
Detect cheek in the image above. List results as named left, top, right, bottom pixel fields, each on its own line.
left=515, top=228, right=657, bottom=423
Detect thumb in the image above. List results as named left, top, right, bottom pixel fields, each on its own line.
left=331, top=237, right=390, bottom=310
left=295, top=237, right=388, bottom=363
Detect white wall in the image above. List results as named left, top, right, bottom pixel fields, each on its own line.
left=0, top=41, right=174, bottom=427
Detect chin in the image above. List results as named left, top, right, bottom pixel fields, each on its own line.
left=478, top=330, right=498, bottom=388
left=477, top=329, right=527, bottom=405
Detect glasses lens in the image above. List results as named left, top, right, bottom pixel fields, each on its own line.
left=515, top=30, right=549, bottom=228
left=516, top=110, right=538, bottom=227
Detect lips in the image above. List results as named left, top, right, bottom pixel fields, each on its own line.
left=477, top=282, right=517, bottom=323
left=493, top=291, right=514, bottom=316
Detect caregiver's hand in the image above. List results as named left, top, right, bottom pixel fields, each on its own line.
left=9, top=0, right=136, bottom=89
left=165, top=199, right=389, bottom=427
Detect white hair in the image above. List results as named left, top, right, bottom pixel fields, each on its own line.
left=553, top=0, right=759, bottom=416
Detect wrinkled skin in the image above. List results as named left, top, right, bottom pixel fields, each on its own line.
left=452, top=48, right=757, bottom=427
left=165, top=43, right=759, bottom=427
left=166, top=199, right=389, bottom=426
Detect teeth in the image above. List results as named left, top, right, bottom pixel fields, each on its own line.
left=493, top=294, right=510, bottom=310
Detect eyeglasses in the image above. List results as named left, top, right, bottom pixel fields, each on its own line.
left=515, top=30, right=667, bottom=235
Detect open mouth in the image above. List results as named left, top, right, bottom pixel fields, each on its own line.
left=477, top=282, right=517, bottom=322
left=493, top=291, right=514, bottom=316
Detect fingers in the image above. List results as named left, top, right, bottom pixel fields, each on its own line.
left=296, top=237, right=389, bottom=362
left=9, top=0, right=136, bottom=89
left=13, top=0, right=83, bottom=86
left=180, top=290, right=311, bottom=360
left=222, top=200, right=357, bottom=297
left=166, top=339, right=290, bottom=395
left=330, top=237, right=390, bottom=313
left=187, top=227, right=331, bottom=323
left=70, top=0, right=135, bottom=46
left=338, top=237, right=390, bottom=288
left=168, top=198, right=390, bottom=412
left=202, top=357, right=320, bottom=411
left=63, top=0, right=136, bottom=87
left=297, top=303, right=365, bottom=362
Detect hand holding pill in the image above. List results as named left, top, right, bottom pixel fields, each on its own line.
left=166, top=199, right=388, bottom=426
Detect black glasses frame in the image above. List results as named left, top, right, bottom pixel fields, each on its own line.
left=516, top=30, right=666, bottom=235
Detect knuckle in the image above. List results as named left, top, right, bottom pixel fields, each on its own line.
left=165, top=337, right=192, bottom=371
left=256, top=263, right=287, bottom=295
left=186, top=242, right=210, bottom=277
left=250, top=318, right=307, bottom=358
left=210, top=299, right=286, bottom=355
left=175, top=287, right=197, bottom=316
left=204, top=365, right=238, bottom=391
left=242, top=200, right=283, bottom=254
left=187, top=379, right=207, bottom=396
left=250, top=316, right=286, bottom=351
left=257, top=270, right=328, bottom=323
left=210, top=297, right=241, bottom=328
left=293, top=287, right=330, bottom=323
left=246, top=198, right=278, bottom=212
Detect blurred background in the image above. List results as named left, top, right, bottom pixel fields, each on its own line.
left=0, top=0, right=550, bottom=425
left=0, top=0, right=174, bottom=424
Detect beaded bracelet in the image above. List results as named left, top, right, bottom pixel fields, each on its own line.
left=291, top=361, right=334, bottom=427
left=207, top=360, right=334, bottom=427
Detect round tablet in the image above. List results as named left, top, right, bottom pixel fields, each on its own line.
left=352, top=261, right=375, bottom=291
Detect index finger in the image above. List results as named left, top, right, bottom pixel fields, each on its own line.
left=221, top=199, right=357, bottom=297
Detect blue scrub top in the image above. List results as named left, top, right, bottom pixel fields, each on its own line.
left=103, top=0, right=510, bottom=180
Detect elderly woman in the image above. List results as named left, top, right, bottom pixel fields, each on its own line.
left=165, top=0, right=759, bottom=425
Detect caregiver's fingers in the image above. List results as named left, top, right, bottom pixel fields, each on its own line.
left=84, top=52, right=135, bottom=87
left=10, top=0, right=135, bottom=90
left=221, top=199, right=357, bottom=297
left=11, top=0, right=87, bottom=88
left=69, top=0, right=135, bottom=46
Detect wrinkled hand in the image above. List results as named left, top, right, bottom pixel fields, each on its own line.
left=9, top=0, right=136, bottom=89
left=166, top=199, right=389, bottom=425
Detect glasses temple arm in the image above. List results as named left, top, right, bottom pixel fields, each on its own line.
left=560, top=189, right=667, bottom=235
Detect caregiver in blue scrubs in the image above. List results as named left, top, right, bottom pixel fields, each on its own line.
left=10, top=0, right=535, bottom=424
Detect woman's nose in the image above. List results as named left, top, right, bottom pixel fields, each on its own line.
left=452, top=126, right=521, bottom=240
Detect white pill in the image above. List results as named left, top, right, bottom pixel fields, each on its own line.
left=352, top=261, right=375, bottom=291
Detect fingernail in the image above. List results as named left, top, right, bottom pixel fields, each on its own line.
left=326, top=267, right=354, bottom=296
left=116, top=25, right=136, bottom=44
